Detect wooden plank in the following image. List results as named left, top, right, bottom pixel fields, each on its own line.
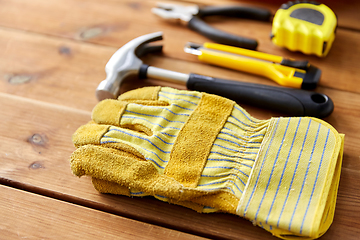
left=0, top=0, right=358, bottom=33
left=0, top=25, right=360, bottom=114
left=0, top=27, right=110, bottom=111
left=0, top=89, right=359, bottom=239
left=0, top=185, right=205, bottom=240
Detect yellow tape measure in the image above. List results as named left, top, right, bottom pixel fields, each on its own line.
left=271, top=1, right=337, bottom=57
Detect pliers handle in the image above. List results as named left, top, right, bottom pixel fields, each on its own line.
left=152, top=3, right=272, bottom=50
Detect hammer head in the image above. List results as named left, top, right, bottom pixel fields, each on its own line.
left=96, top=32, right=163, bottom=101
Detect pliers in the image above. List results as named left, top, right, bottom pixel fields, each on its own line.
left=152, top=3, right=272, bottom=50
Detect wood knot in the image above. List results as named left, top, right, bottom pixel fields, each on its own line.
left=128, top=2, right=142, bottom=10
left=59, top=46, right=72, bottom=55
left=29, top=161, right=45, bottom=170
left=7, top=74, right=32, bottom=85
left=28, top=133, right=48, bottom=147
left=79, top=27, right=103, bottom=40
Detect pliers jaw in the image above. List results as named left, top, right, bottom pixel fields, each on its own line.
left=152, top=3, right=199, bottom=23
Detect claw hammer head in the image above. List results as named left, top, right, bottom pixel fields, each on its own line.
left=96, top=32, right=163, bottom=101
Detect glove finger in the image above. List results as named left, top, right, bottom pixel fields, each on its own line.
left=92, top=86, right=165, bottom=126
left=157, top=87, right=202, bottom=109
left=93, top=87, right=202, bottom=136
left=91, top=99, right=158, bottom=136
left=121, top=103, right=191, bottom=134
left=103, top=125, right=174, bottom=171
left=72, top=121, right=149, bottom=151
left=92, top=177, right=131, bottom=196
left=92, top=99, right=127, bottom=126
left=72, top=121, right=174, bottom=171
left=118, top=86, right=162, bottom=102
left=121, top=87, right=202, bottom=134
left=91, top=177, right=214, bottom=213
left=70, top=144, right=183, bottom=199
left=72, top=121, right=110, bottom=147
left=118, top=86, right=202, bottom=109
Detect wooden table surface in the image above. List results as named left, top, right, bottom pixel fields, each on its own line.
left=1, top=0, right=359, bottom=239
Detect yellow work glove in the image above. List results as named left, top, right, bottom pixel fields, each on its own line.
left=70, top=86, right=344, bottom=239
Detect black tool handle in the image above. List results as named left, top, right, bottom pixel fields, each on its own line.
left=197, top=6, right=272, bottom=21
left=187, top=73, right=333, bottom=118
left=187, top=6, right=272, bottom=50
left=188, top=17, right=258, bottom=49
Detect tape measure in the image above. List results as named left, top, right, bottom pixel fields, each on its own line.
left=271, top=1, right=337, bottom=57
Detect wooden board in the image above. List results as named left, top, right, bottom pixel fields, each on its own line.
left=0, top=185, right=205, bottom=240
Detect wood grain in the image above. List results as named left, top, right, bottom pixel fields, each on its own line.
left=0, top=0, right=359, bottom=239
left=0, top=185, right=205, bottom=240
left=0, top=0, right=359, bottom=95
left=1, top=0, right=359, bottom=33
left=1, top=25, right=360, bottom=115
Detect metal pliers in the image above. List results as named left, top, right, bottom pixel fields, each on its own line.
left=152, top=3, right=272, bottom=50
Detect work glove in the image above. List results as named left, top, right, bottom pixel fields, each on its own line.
left=70, top=86, right=344, bottom=239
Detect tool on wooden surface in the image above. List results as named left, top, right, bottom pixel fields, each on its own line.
left=151, top=3, right=271, bottom=50
left=271, top=1, right=337, bottom=57
left=184, top=42, right=321, bottom=89
left=71, top=86, right=344, bottom=240
left=96, top=32, right=334, bottom=118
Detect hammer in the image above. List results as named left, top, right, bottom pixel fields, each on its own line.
left=96, top=32, right=333, bottom=118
